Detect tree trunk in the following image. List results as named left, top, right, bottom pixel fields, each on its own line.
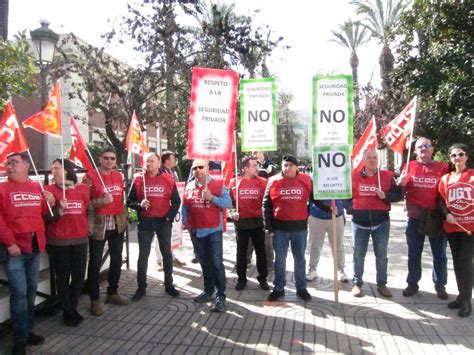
left=0, top=0, right=8, bottom=40
left=379, top=46, right=394, bottom=93
left=350, top=53, right=360, bottom=113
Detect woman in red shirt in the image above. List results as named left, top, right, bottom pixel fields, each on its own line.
left=45, top=159, right=90, bottom=326
left=438, top=143, right=473, bottom=318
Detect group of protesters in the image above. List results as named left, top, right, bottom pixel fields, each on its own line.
left=0, top=138, right=472, bottom=354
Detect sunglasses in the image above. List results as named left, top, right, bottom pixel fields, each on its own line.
left=416, top=144, right=432, bottom=149
left=102, top=156, right=116, bottom=161
left=192, top=165, right=205, bottom=171
left=450, top=152, right=466, bottom=159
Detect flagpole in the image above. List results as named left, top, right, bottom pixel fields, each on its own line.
left=403, top=96, right=417, bottom=176
left=60, top=134, right=66, bottom=200
left=377, top=149, right=382, bottom=190
left=233, top=130, right=239, bottom=214
left=84, top=145, right=107, bottom=192
left=141, top=154, right=147, bottom=200
left=27, top=150, right=54, bottom=216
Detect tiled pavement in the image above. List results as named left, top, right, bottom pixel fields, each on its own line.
left=1, top=203, right=473, bottom=354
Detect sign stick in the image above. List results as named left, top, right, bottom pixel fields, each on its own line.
left=331, top=199, right=339, bottom=303
left=233, top=130, right=239, bottom=213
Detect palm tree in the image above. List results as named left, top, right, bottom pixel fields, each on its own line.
left=357, top=0, right=408, bottom=92
left=330, top=19, right=369, bottom=113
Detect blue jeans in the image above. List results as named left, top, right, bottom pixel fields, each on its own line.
left=352, top=220, right=390, bottom=286
left=273, top=229, right=307, bottom=292
left=4, top=250, right=40, bottom=344
left=191, top=231, right=226, bottom=297
left=137, top=222, right=173, bottom=289
left=406, top=217, right=447, bottom=287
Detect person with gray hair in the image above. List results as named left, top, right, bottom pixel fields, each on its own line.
left=0, top=152, right=56, bottom=353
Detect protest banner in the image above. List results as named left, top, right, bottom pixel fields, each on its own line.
left=171, top=182, right=185, bottom=250
left=239, top=78, right=277, bottom=151
left=187, top=67, right=239, bottom=161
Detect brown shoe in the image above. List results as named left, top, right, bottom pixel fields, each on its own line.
left=105, top=294, right=130, bottom=306
left=90, top=300, right=104, bottom=316
left=435, top=286, right=448, bottom=300
left=173, top=258, right=186, bottom=267
left=377, top=285, right=393, bottom=298
left=351, top=285, right=363, bottom=297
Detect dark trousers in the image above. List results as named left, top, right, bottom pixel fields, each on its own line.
left=236, top=227, right=267, bottom=283
left=447, top=232, right=473, bottom=303
left=137, top=222, right=173, bottom=289
left=47, top=244, right=87, bottom=315
left=191, top=231, right=226, bottom=297
left=87, top=230, right=124, bottom=300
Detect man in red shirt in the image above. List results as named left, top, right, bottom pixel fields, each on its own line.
left=83, top=146, right=129, bottom=316
left=0, top=152, right=55, bottom=353
left=398, top=137, right=449, bottom=299
left=349, top=149, right=403, bottom=298
left=263, top=155, right=329, bottom=302
left=231, top=156, right=269, bottom=291
left=127, top=153, right=181, bottom=301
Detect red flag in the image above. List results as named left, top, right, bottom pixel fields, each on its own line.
left=0, top=102, right=29, bottom=163
left=23, top=81, right=62, bottom=137
left=380, top=97, right=417, bottom=154
left=352, top=116, right=378, bottom=171
left=125, top=111, right=148, bottom=160
left=69, top=116, right=93, bottom=171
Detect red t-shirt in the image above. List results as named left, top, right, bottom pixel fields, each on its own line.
left=352, top=170, right=393, bottom=211
left=230, top=176, right=267, bottom=219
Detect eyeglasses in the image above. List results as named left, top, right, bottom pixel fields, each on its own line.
left=192, top=166, right=205, bottom=171
left=6, top=160, right=22, bottom=167
left=416, top=144, right=433, bottom=149
left=450, top=152, right=466, bottom=159
left=102, top=156, right=116, bottom=161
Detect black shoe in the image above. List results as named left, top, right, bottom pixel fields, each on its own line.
left=458, top=302, right=472, bottom=318
left=448, top=299, right=462, bottom=309
left=194, top=291, right=214, bottom=303
left=297, top=289, right=312, bottom=301
left=211, top=295, right=226, bottom=312
left=267, top=290, right=285, bottom=302
left=63, top=311, right=81, bottom=327
left=73, top=310, right=84, bottom=325
left=12, top=342, right=26, bottom=355
left=191, top=257, right=199, bottom=264
left=259, top=281, right=270, bottom=291
left=132, top=288, right=146, bottom=302
left=26, top=332, right=45, bottom=346
left=402, top=284, right=419, bottom=297
left=435, top=285, right=448, bottom=300
left=165, top=285, right=180, bottom=297
left=235, top=280, right=247, bottom=291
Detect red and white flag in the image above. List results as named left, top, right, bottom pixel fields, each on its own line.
left=0, top=102, right=29, bottom=164
left=125, top=111, right=148, bottom=161
left=352, top=116, right=378, bottom=171
left=69, top=116, right=93, bottom=171
left=380, top=96, right=417, bottom=154
left=23, top=81, right=62, bottom=137
left=187, top=67, right=239, bottom=161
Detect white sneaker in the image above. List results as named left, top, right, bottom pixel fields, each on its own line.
left=338, top=270, right=349, bottom=282
left=306, top=270, right=318, bottom=281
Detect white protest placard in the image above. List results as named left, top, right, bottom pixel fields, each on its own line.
left=239, top=78, right=277, bottom=151
left=171, top=182, right=185, bottom=250
left=313, top=145, right=352, bottom=199
left=187, top=67, right=239, bottom=161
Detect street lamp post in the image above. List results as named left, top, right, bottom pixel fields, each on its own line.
left=30, top=21, right=59, bottom=169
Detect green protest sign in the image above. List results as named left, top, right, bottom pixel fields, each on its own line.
left=239, top=78, right=277, bottom=152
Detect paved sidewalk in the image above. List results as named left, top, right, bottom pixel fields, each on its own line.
left=1, top=203, right=473, bottom=354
